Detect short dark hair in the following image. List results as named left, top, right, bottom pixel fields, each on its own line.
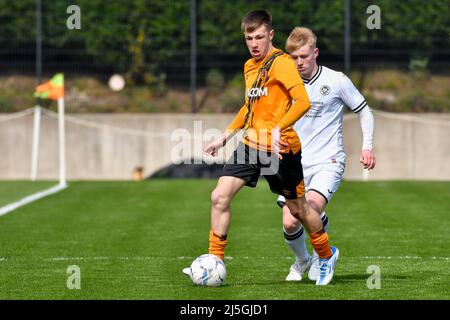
left=241, top=10, right=272, bottom=33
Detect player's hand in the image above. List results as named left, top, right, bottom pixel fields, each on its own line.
left=203, top=137, right=225, bottom=157
left=272, top=127, right=288, bottom=160
left=360, top=149, right=376, bottom=170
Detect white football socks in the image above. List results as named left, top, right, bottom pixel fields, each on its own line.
left=283, top=225, right=309, bottom=263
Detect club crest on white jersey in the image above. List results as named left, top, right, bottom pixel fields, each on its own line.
left=320, top=85, right=331, bottom=95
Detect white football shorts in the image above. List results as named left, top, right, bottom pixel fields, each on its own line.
left=277, top=162, right=345, bottom=206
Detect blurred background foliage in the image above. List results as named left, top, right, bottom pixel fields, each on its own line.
left=0, top=0, right=448, bottom=113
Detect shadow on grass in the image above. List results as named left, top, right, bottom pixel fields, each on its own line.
left=182, top=273, right=410, bottom=289
left=331, top=273, right=409, bottom=284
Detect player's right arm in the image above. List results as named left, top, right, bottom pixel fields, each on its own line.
left=272, top=57, right=310, bottom=158
left=277, top=84, right=310, bottom=131
left=203, top=104, right=247, bottom=157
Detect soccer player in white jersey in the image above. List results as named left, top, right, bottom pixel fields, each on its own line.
left=277, top=27, right=376, bottom=282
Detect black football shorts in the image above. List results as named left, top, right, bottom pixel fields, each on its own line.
left=220, top=142, right=305, bottom=199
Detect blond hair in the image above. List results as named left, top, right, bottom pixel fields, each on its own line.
left=241, top=10, right=272, bottom=33
left=286, top=27, right=317, bottom=52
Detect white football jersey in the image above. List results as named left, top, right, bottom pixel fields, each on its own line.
left=295, top=65, right=367, bottom=169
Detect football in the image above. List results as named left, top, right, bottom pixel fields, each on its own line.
left=189, top=254, right=227, bottom=286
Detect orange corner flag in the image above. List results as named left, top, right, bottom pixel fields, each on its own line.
left=34, top=73, right=64, bottom=100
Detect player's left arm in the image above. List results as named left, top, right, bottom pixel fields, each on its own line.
left=339, top=73, right=375, bottom=170
left=358, top=106, right=376, bottom=170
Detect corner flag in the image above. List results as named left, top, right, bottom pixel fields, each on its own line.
left=34, top=73, right=64, bottom=100
left=32, top=72, right=67, bottom=187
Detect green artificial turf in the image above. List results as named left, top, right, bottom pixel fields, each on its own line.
left=0, top=180, right=449, bottom=299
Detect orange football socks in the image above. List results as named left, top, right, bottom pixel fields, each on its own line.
left=208, top=230, right=227, bottom=260
left=310, top=229, right=332, bottom=259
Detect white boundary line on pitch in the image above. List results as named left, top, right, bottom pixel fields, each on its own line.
left=0, top=183, right=67, bottom=217
left=0, top=255, right=448, bottom=262
left=178, top=256, right=450, bottom=261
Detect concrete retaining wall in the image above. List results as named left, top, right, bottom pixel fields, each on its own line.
left=1, top=111, right=449, bottom=180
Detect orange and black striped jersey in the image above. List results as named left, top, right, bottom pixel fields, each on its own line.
left=227, top=48, right=310, bottom=153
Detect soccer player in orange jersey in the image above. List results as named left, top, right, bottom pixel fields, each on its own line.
left=184, top=10, right=339, bottom=285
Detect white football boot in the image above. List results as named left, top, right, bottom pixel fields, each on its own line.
left=308, top=250, right=320, bottom=281
left=315, top=246, right=339, bottom=286
left=285, top=256, right=312, bottom=281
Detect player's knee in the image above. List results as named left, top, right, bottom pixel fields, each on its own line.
left=283, top=217, right=301, bottom=233
left=211, top=188, right=230, bottom=210
left=306, top=193, right=327, bottom=213
left=282, top=206, right=301, bottom=232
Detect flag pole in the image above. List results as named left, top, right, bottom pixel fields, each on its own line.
left=57, top=97, right=66, bottom=187
left=31, top=0, right=43, bottom=182
left=34, top=73, right=66, bottom=186
left=30, top=105, right=41, bottom=181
